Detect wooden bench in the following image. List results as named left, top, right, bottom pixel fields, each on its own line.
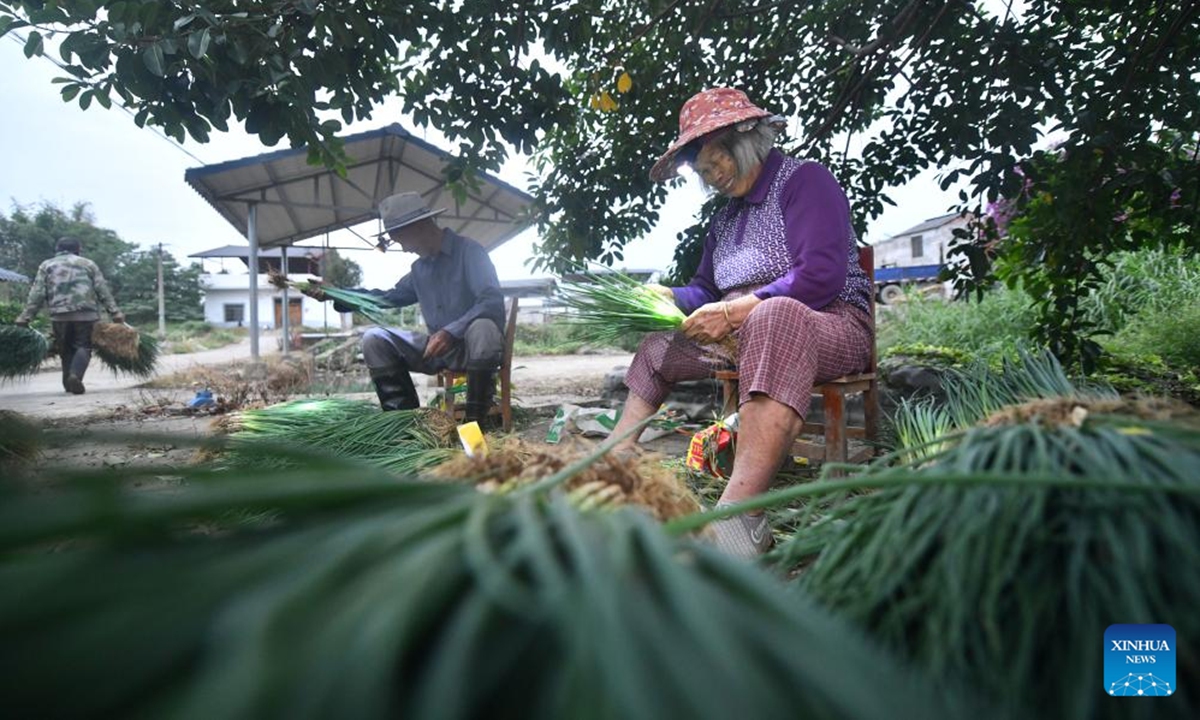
left=438, top=296, right=518, bottom=432
left=715, top=245, right=879, bottom=466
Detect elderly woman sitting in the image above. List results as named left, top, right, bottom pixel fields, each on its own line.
left=609, top=88, right=875, bottom=557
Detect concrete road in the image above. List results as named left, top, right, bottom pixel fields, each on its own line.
left=1, top=329, right=633, bottom=420
left=1, top=333, right=266, bottom=419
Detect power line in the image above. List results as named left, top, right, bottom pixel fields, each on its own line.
left=6, top=31, right=211, bottom=166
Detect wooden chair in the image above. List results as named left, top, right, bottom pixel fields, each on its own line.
left=715, top=245, right=879, bottom=466
left=438, top=296, right=519, bottom=432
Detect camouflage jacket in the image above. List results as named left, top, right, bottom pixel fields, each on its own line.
left=17, top=252, right=122, bottom=321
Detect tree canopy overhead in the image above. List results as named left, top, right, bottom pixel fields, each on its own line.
left=3, top=0, right=1198, bottom=363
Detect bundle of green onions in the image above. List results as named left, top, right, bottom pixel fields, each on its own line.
left=0, top=431, right=980, bottom=719
left=557, top=269, right=686, bottom=345
left=0, top=410, right=41, bottom=468
left=0, top=324, right=49, bottom=380
left=758, top=349, right=1200, bottom=718
left=269, top=270, right=404, bottom=326
left=217, top=398, right=457, bottom=475
left=94, top=329, right=159, bottom=377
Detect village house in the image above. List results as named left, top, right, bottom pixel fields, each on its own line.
left=872, top=212, right=972, bottom=269
left=189, top=245, right=347, bottom=330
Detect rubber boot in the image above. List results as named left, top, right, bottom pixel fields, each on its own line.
left=65, top=347, right=90, bottom=395
left=369, top=367, right=419, bottom=411
left=464, top=370, right=497, bottom=428
left=69, top=347, right=91, bottom=380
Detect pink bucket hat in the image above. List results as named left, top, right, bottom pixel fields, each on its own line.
left=650, top=88, right=784, bottom=182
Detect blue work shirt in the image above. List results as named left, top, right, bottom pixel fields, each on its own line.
left=343, top=229, right=505, bottom=338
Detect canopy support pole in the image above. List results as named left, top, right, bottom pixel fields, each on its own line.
left=247, top=202, right=260, bottom=362
left=280, top=244, right=290, bottom=356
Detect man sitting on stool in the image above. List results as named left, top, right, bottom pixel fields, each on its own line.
left=306, top=192, right=505, bottom=423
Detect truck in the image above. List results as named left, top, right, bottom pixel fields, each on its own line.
left=873, top=263, right=945, bottom=304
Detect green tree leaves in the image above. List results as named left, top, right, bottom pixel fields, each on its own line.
left=186, top=27, right=210, bottom=59
left=141, top=42, right=165, bottom=76
left=21, top=29, right=41, bottom=57
left=2, top=1, right=1198, bottom=366
left=319, top=249, right=363, bottom=289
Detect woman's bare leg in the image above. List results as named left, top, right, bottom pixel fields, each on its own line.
left=709, top=393, right=802, bottom=557
left=609, top=392, right=659, bottom=452
left=717, top=393, right=802, bottom=504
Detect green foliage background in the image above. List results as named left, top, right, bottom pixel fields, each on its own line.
left=882, top=246, right=1200, bottom=401
left=0, top=201, right=203, bottom=324
left=318, top=248, right=363, bottom=288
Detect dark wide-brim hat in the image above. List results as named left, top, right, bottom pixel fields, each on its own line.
left=376, top=192, right=447, bottom=237
left=649, top=87, right=785, bottom=182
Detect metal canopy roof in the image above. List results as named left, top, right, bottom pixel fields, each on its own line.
left=0, top=267, right=29, bottom=282
left=188, top=244, right=324, bottom=259
left=184, top=123, right=534, bottom=251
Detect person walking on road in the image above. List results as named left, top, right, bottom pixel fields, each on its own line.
left=15, top=236, right=125, bottom=395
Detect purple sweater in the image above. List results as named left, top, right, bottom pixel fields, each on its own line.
left=672, top=149, right=872, bottom=315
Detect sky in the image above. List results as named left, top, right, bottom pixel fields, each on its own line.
left=0, top=33, right=961, bottom=290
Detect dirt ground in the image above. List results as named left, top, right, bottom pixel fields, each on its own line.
left=3, top=340, right=703, bottom=470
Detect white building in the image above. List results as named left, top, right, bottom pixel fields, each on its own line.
left=190, top=245, right=348, bottom=330
left=872, top=212, right=973, bottom=268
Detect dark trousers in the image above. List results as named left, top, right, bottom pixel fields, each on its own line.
left=52, top=320, right=94, bottom=383
left=359, top=319, right=504, bottom=374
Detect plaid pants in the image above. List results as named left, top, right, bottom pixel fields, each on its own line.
left=624, top=298, right=872, bottom=419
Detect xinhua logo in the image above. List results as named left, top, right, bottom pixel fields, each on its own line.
left=1104, top=624, right=1176, bottom=697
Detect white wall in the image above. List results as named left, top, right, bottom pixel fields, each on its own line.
left=199, top=273, right=348, bottom=329
left=873, top=217, right=969, bottom=268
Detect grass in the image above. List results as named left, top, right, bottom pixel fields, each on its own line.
left=1104, top=302, right=1200, bottom=370
left=1083, top=245, right=1200, bottom=374
left=877, top=285, right=1037, bottom=367
left=1080, top=244, right=1200, bottom=335
left=162, top=321, right=246, bottom=354
left=514, top=318, right=642, bottom=355
left=879, top=249, right=1200, bottom=389
left=1095, top=353, right=1200, bottom=406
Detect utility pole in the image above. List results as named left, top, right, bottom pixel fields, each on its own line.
left=157, top=242, right=166, bottom=337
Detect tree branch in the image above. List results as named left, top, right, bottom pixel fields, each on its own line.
left=829, top=34, right=887, bottom=58
left=691, top=0, right=724, bottom=37
left=716, top=0, right=817, bottom=20
left=802, top=0, right=936, bottom=150
left=604, top=0, right=690, bottom=65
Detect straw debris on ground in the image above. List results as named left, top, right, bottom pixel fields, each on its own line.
left=147, top=356, right=314, bottom=410
left=981, top=395, right=1200, bottom=428
left=430, top=437, right=703, bottom=521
